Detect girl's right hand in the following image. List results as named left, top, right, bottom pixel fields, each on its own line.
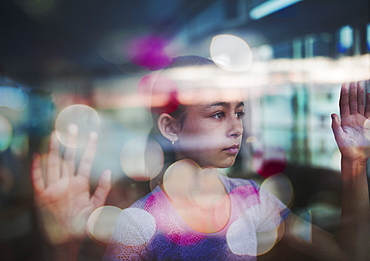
left=32, top=125, right=112, bottom=245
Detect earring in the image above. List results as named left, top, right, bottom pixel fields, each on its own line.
left=172, top=140, right=175, bottom=147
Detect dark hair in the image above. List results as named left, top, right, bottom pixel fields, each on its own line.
left=147, top=56, right=216, bottom=168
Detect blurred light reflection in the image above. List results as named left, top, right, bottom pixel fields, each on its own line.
left=256, top=226, right=280, bottom=256
left=0, top=115, right=13, bottom=152
left=120, top=136, right=163, bottom=182
left=288, top=210, right=313, bottom=243
left=249, top=0, right=302, bottom=20
left=307, top=190, right=341, bottom=229
left=189, top=168, right=229, bottom=211
left=226, top=216, right=257, bottom=255
left=138, top=73, right=179, bottom=114
left=226, top=209, right=281, bottom=256
left=261, top=173, right=294, bottom=207
left=253, top=146, right=287, bottom=178
left=10, top=134, right=29, bottom=158
left=114, top=208, right=156, bottom=247
left=210, top=34, right=253, bottom=72
left=127, top=35, right=172, bottom=70
left=245, top=135, right=258, bottom=143
left=87, top=206, right=122, bottom=245
left=89, top=54, right=369, bottom=113
left=0, top=86, right=29, bottom=111
left=55, top=105, right=100, bottom=148
left=163, top=160, right=200, bottom=201
left=338, top=25, right=353, bottom=53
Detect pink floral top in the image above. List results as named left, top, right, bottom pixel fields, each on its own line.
left=104, top=176, right=289, bottom=260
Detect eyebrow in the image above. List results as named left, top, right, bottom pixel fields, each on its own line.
left=206, top=101, right=244, bottom=109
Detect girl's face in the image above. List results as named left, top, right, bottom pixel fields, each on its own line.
left=174, top=93, right=244, bottom=168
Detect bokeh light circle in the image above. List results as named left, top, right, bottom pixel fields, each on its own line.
left=10, top=134, right=29, bottom=158
left=120, top=136, right=163, bottom=181
left=0, top=87, right=29, bottom=111
left=245, top=135, right=258, bottom=143
left=210, top=34, right=253, bottom=72
left=308, top=201, right=341, bottom=229
left=87, top=206, right=122, bottom=245
left=307, top=190, right=341, bottom=229
left=0, top=115, right=13, bottom=152
left=227, top=208, right=281, bottom=256
left=114, top=208, right=156, bottom=247
left=55, top=104, right=100, bottom=148
left=189, top=168, right=229, bottom=210
left=287, top=209, right=313, bottom=243
left=261, top=173, right=294, bottom=207
left=162, top=159, right=200, bottom=202
left=256, top=227, right=279, bottom=256
left=227, top=217, right=257, bottom=256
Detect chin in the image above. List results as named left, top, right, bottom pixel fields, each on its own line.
left=215, top=159, right=236, bottom=169
left=199, top=161, right=235, bottom=169
left=220, top=163, right=235, bottom=169
left=190, top=154, right=237, bottom=169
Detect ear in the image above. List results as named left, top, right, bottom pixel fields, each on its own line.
left=157, top=113, right=180, bottom=143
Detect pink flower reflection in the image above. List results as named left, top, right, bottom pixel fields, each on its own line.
left=127, top=35, right=172, bottom=70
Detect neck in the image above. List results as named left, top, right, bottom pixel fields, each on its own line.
left=191, top=168, right=227, bottom=208
left=160, top=159, right=226, bottom=207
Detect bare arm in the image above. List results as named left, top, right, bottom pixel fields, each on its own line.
left=32, top=126, right=112, bottom=261
left=331, top=81, right=370, bottom=260
left=282, top=81, right=370, bottom=261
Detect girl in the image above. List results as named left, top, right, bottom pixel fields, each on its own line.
left=32, top=56, right=369, bottom=260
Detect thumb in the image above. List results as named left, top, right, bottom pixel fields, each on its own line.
left=331, top=113, right=340, bottom=128
left=331, top=113, right=343, bottom=140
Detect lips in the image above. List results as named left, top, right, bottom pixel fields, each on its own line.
left=223, top=145, right=239, bottom=154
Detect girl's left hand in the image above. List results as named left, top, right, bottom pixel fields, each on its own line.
left=331, top=81, right=370, bottom=162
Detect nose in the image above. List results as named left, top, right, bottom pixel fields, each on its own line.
left=228, top=116, right=243, bottom=138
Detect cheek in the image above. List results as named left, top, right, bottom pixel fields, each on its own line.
left=178, top=128, right=222, bottom=151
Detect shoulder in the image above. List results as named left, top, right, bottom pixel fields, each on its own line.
left=130, top=186, right=164, bottom=209
left=219, top=175, right=260, bottom=194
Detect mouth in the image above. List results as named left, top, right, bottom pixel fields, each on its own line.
left=223, top=145, right=239, bottom=154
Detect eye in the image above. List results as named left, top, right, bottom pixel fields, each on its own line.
left=236, top=111, right=245, bottom=119
left=211, top=112, right=225, bottom=120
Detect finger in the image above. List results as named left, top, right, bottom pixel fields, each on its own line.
left=349, top=82, right=358, bottom=115
left=62, top=124, right=78, bottom=178
left=76, top=131, right=98, bottom=179
left=46, top=132, right=61, bottom=185
left=31, top=154, right=45, bottom=193
left=339, top=83, right=350, bottom=117
left=91, top=169, right=112, bottom=208
left=357, top=81, right=365, bottom=115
